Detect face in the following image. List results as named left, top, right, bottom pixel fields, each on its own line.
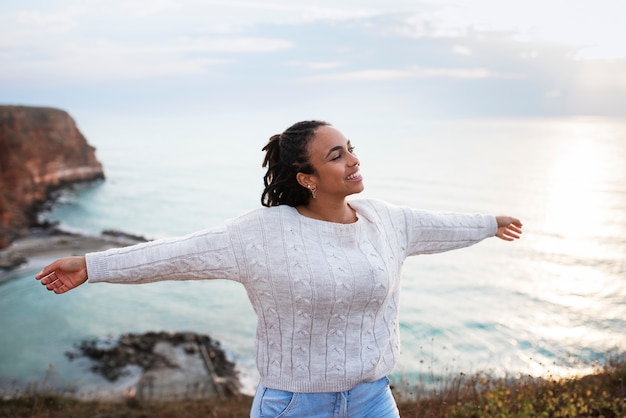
left=299, top=125, right=364, bottom=200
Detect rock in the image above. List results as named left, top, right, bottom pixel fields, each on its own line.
left=65, top=331, right=241, bottom=400
left=0, top=252, right=26, bottom=270
left=102, top=229, right=148, bottom=242
left=0, top=105, right=105, bottom=249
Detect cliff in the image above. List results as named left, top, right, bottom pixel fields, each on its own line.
left=0, top=105, right=105, bottom=249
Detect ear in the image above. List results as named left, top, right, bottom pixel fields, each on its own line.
left=296, top=172, right=315, bottom=189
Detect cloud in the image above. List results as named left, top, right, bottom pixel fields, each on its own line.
left=1, top=33, right=292, bottom=84
left=297, top=66, right=525, bottom=83
left=451, top=45, right=472, bottom=56
left=175, top=36, right=292, bottom=53
left=16, top=9, right=79, bottom=31
left=288, top=61, right=346, bottom=70
left=1, top=0, right=625, bottom=117
left=392, top=0, right=626, bottom=60
left=116, top=0, right=181, bottom=16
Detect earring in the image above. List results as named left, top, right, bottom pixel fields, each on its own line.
left=307, top=185, right=317, bottom=199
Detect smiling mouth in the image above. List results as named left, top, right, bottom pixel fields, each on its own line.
left=346, top=170, right=362, bottom=181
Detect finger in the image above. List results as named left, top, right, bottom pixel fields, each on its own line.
left=36, top=268, right=52, bottom=280
left=52, top=283, right=69, bottom=294
left=36, top=260, right=61, bottom=280
left=39, top=271, right=57, bottom=285
left=496, top=228, right=520, bottom=241
left=47, top=280, right=70, bottom=294
left=503, top=229, right=521, bottom=240
left=44, top=276, right=64, bottom=292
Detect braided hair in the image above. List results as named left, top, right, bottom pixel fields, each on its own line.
left=261, top=120, right=330, bottom=207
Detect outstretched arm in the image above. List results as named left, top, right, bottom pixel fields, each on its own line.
left=35, top=256, right=88, bottom=294
left=495, top=216, right=523, bottom=241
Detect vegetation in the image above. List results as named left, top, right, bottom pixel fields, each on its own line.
left=397, top=355, right=626, bottom=417
left=1, top=358, right=624, bottom=417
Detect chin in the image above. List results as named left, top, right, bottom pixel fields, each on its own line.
left=348, top=185, right=365, bottom=196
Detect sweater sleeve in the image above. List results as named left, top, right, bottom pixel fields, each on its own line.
left=85, top=223, right=240, bottom=284
left=401, top=207, right=497, bottom=256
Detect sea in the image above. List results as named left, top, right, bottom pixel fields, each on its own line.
left=1, top=115, right=625, bottom=399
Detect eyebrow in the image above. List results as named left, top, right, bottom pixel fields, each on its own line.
left=324, top=141, right=352, bottom=159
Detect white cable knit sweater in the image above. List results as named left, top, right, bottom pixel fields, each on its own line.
left=86, top=198, right=497, bottom=393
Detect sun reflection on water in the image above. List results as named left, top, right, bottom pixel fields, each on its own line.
left=533, top=119, right=625, bottom=295
left=544, top=136, right=612, bottom=240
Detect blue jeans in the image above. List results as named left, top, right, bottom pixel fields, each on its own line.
left=249, top=377, right=400, bottom=418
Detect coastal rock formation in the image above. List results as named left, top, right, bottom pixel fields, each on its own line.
left=66, top=331, right=241, bottom=400
left=0, top=105, right=104, bottom=249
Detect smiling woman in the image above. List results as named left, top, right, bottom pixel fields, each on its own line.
left=33, top=120, right=522, bottom=417
left=5, top=115, right=626, bottom=405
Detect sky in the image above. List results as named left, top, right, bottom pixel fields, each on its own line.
left=1, top=0, right=626, bottom=124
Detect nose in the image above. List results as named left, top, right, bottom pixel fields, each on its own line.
left=348, top=152, right=360, bottom=166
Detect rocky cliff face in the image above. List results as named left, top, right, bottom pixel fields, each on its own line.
left=0, top=105, right=105, bottom=248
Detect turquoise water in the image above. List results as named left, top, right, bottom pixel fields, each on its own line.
left=1, top=116, right=625, bottom=397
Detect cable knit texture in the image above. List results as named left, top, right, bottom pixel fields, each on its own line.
left=85, top=198, right=497, bottom=392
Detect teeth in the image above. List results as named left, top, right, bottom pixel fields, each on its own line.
left=347, top=170, right=361, bottom=180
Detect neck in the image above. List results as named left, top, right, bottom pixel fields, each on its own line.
left=297, top=198, right=357, bottom=224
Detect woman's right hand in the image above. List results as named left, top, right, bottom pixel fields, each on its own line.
left=35, top=256, right=88, bottom=294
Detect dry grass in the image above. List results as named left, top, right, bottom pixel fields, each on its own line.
left=1, top=357, right=624, bottom=417
left=0, top=395, right=252, bottom=418
left=397, top=357, right=626, bottom=417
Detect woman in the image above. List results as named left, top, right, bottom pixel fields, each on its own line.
left=37, top=120, right=522, bottom=417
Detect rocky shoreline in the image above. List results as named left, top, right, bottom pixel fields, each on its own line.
left=1, top=106, right=245, bottom=402
left=0, top=228, right=245, bottom=401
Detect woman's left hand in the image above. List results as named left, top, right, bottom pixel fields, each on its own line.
left=495, top=216, right=523, bottom=241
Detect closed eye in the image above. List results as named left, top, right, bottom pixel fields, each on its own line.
left=327, top=143, right=356, bottom=161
